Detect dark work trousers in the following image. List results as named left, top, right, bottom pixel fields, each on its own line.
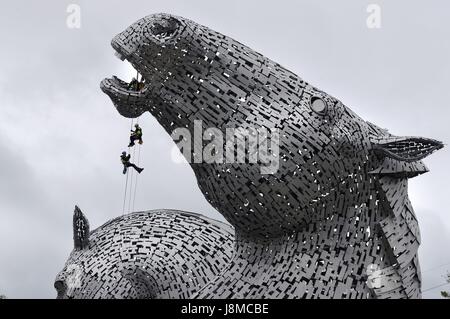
left=129, top=135, right=143, bottom=147
left=123, top=162, right=143, bottom=174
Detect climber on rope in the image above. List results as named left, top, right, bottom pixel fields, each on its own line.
left=128, top=77, right=138, bottom=91
left=121, top=151, right=144, bottom=174
left=128, top=123, right=143, bottom=147
left=128, top=77, right=145, bottom=91
left=137, top=77, right=145, bottom=91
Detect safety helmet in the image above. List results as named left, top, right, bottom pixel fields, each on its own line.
left=122, top=151, right=126, bottom=155
left=135, top=124, right=139, bottom=128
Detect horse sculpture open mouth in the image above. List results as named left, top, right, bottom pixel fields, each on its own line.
left=100, top=49, right=150, bottom=113
left=100, top=15, right=184, bottom=119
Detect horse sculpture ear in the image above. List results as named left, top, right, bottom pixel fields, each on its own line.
left=73, top=205, right=90, bottom=250
left=371, top=135, right=444, bottom=162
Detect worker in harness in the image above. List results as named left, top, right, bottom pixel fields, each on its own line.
left=128, top=123, right=143, bottom=147
left=121, top=152, right=144, bottom=174
left=128, top=77, right=145, bottom=91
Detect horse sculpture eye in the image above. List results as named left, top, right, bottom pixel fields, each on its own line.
left=310, top=97, right=328, bottom=115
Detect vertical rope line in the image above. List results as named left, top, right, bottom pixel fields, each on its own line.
left=126, top=71, right=141, bottom=214
left=128, top=133, right=137, bottom=213
left=132, top=144, right=141, bottom=212
left=132, top=118, right=141, bottom=212
left=120, top=73, right=140, bottom=258
left=121, top=168, right=129, bottom=215
left=122, top=118, right=134, bottom=215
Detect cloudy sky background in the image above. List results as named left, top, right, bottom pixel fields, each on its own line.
left=0, top=0, right=449, bottom=298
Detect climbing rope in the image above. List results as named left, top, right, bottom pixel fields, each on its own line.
left=128, top=120, right=138, bottom=214
left=122, top=71, right=144, bottom=215
left=122, top=118, right=135, bottom=215
left=121, top=171, right=130, bottom=215
left=132, top=123, right=142, bottom=213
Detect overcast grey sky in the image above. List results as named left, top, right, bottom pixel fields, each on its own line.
left=0, top=0, right=449, bottom=298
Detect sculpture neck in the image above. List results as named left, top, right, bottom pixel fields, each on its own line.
left=213, top=202, right=393, bottom=298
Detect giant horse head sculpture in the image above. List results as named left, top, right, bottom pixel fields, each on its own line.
left=99, top=13, right=444, bottom=298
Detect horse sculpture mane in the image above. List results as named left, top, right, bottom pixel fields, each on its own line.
left=56, top=13, right=443, bottom=299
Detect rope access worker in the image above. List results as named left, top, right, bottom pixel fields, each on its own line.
left=128, top=78, right=138, bottom=91
left=128, top=77, right=145, bottom=91
left=137, top=78, right=145, bottom=91
left=121, top=152, right=144, bottom=174
left=128, top=123, right=143, bottom=147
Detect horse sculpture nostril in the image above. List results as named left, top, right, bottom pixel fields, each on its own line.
left=150, top=17, right=179, bottom=37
